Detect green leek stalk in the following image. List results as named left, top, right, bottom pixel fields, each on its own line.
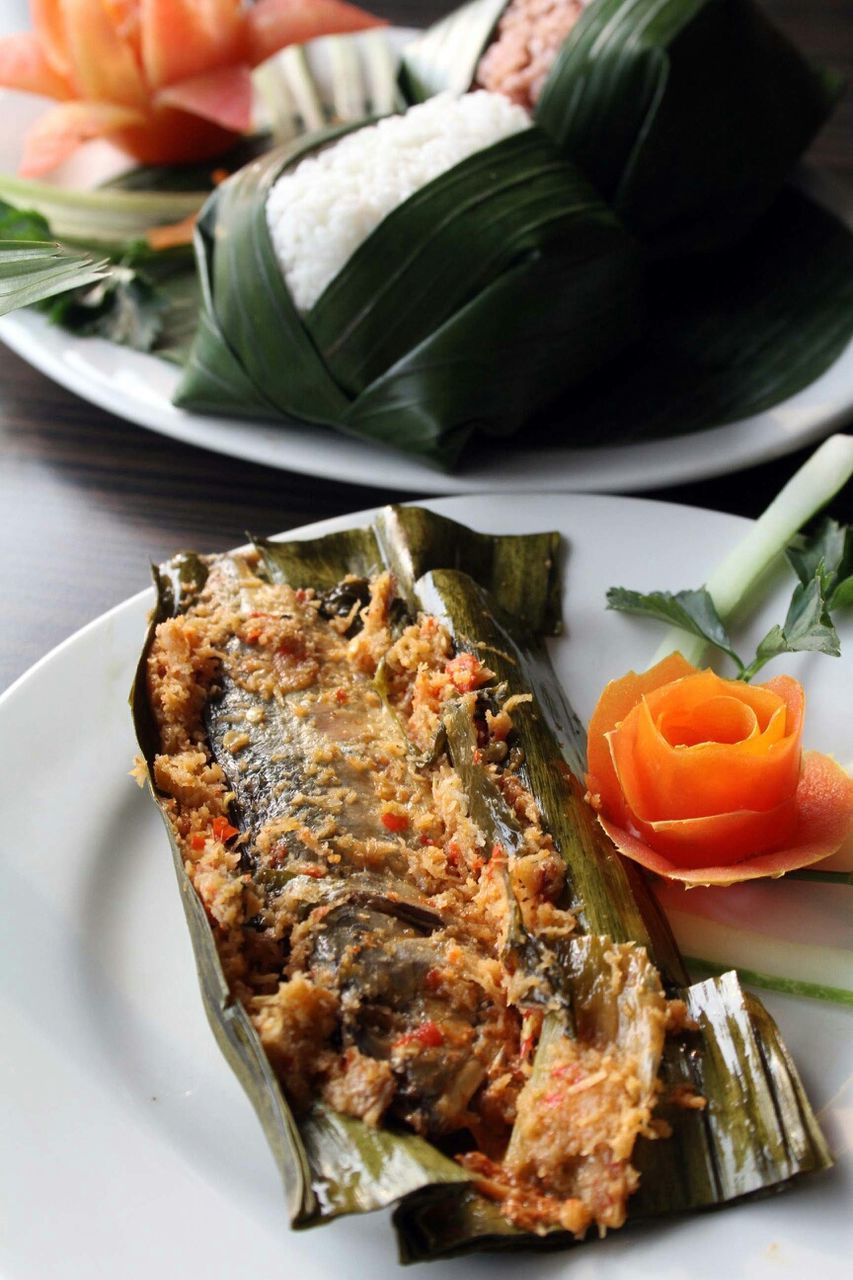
left=0, top=173, right=206, bottom=247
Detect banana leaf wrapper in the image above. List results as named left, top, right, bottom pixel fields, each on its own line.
left=400, top=0, right=840, bottom=254
left=173, top=127, right=642, bottom=467
left=132, top=506, right=831, bottom=1261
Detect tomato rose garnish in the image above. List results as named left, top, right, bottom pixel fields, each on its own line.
left=0, top=0, right=384, bottom=175
left=586, top=654, right=853, bottom=886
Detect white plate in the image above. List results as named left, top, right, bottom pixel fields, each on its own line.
left=1, top=10, right=852, bottom=493
left=1, top=492, right=850, bottom=1279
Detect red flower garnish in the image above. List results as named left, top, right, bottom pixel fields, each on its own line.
left=0, top=0, right=384, bottom=175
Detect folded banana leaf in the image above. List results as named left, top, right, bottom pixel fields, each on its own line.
left=132, top=506, right=831, bottom=1262
left=519, top=183, right=853, bottom=447
left=400, top=0, right=840, bottom=254
left=174, top=124, right=642, bottom=467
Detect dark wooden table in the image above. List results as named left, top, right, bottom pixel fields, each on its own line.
left=1, top=0, right=851, bottom=692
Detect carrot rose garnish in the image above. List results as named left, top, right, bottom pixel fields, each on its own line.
left=0, top=0, right=384, bottom=176
left=586, top=654, right=853, bottom=886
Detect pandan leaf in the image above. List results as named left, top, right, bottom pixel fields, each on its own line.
left=529, top=187, right=853, bottom=449
left=536, top=0, right=840, bottom=253
left=400, top=0, right=838, bottom=254
left=175, top=124, right=642, bottom=467
left=306, top=130, right=623, bottom=395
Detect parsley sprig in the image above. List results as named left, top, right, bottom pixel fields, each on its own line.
left=607, top=517, right=851, bottom=681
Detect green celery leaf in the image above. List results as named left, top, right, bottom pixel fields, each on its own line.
left=606, top=586, right=742, bottom=670
left=747, top=577, right=840, bottom=678
left=46, top=266, right=169, bottom=351
left=787, top=517, right=853, bottom=608
left=831, top=577, right=853, bottom=609
left=0, top=200, right=51, bottom=242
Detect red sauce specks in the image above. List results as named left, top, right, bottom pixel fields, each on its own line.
left=395, top=1020, right=445, bottom=1050
left=381, top=810, right=409, bottom=833
left=445, top=652, right=487, bottom=693
left=277, top=637, right=304, bottom=658
left=550, top=1063, right=581, bottom=1084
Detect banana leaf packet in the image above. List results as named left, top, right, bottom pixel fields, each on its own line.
left=173, top=118, right=642, bottom=468
left=399, top=0, right=841, bottom=254
left=132, top=506, right=831, bottom=1263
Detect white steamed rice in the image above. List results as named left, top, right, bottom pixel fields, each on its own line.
left=266, top=91, right=531, bottom=313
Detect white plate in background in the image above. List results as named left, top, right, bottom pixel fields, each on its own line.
left=0, top=7, right=851, bottom=493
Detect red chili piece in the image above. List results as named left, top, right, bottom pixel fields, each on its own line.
left=212, top=816, right=239, bottom=843
left=395, top=1021, right=445, bottom=1050
left=381, top=811, right=408, bottom=833
left=445, top=652, right=485, bottom=693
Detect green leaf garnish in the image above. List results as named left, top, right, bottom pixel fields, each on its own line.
left=0, top=195, right=198, bottom=357
left=0, top=199, right=51, bottom=242
left=46, top=266, right=169, bottom=351
left=745, top=578, right=840, bottom=680
left=606, top=587, right=743, bottom=672
left=787, top=516, right=853, bottom=609
left=608, top=511, right=851, bottom=680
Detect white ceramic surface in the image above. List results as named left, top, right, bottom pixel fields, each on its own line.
left=0, top=10, right=851, bottom=493
left=1, top=492, right=850, bottom=1279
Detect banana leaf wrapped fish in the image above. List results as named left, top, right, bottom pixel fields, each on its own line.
left=132, top=507, right=831, bottom=1261
left=399, top=0, right=840, bottom=253
left=174, top=91, right=642, bottom=467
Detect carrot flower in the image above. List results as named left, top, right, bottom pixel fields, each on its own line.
left=0, top=0, right=384, bottom=176
left=586, top=653, right=853, bottom=886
